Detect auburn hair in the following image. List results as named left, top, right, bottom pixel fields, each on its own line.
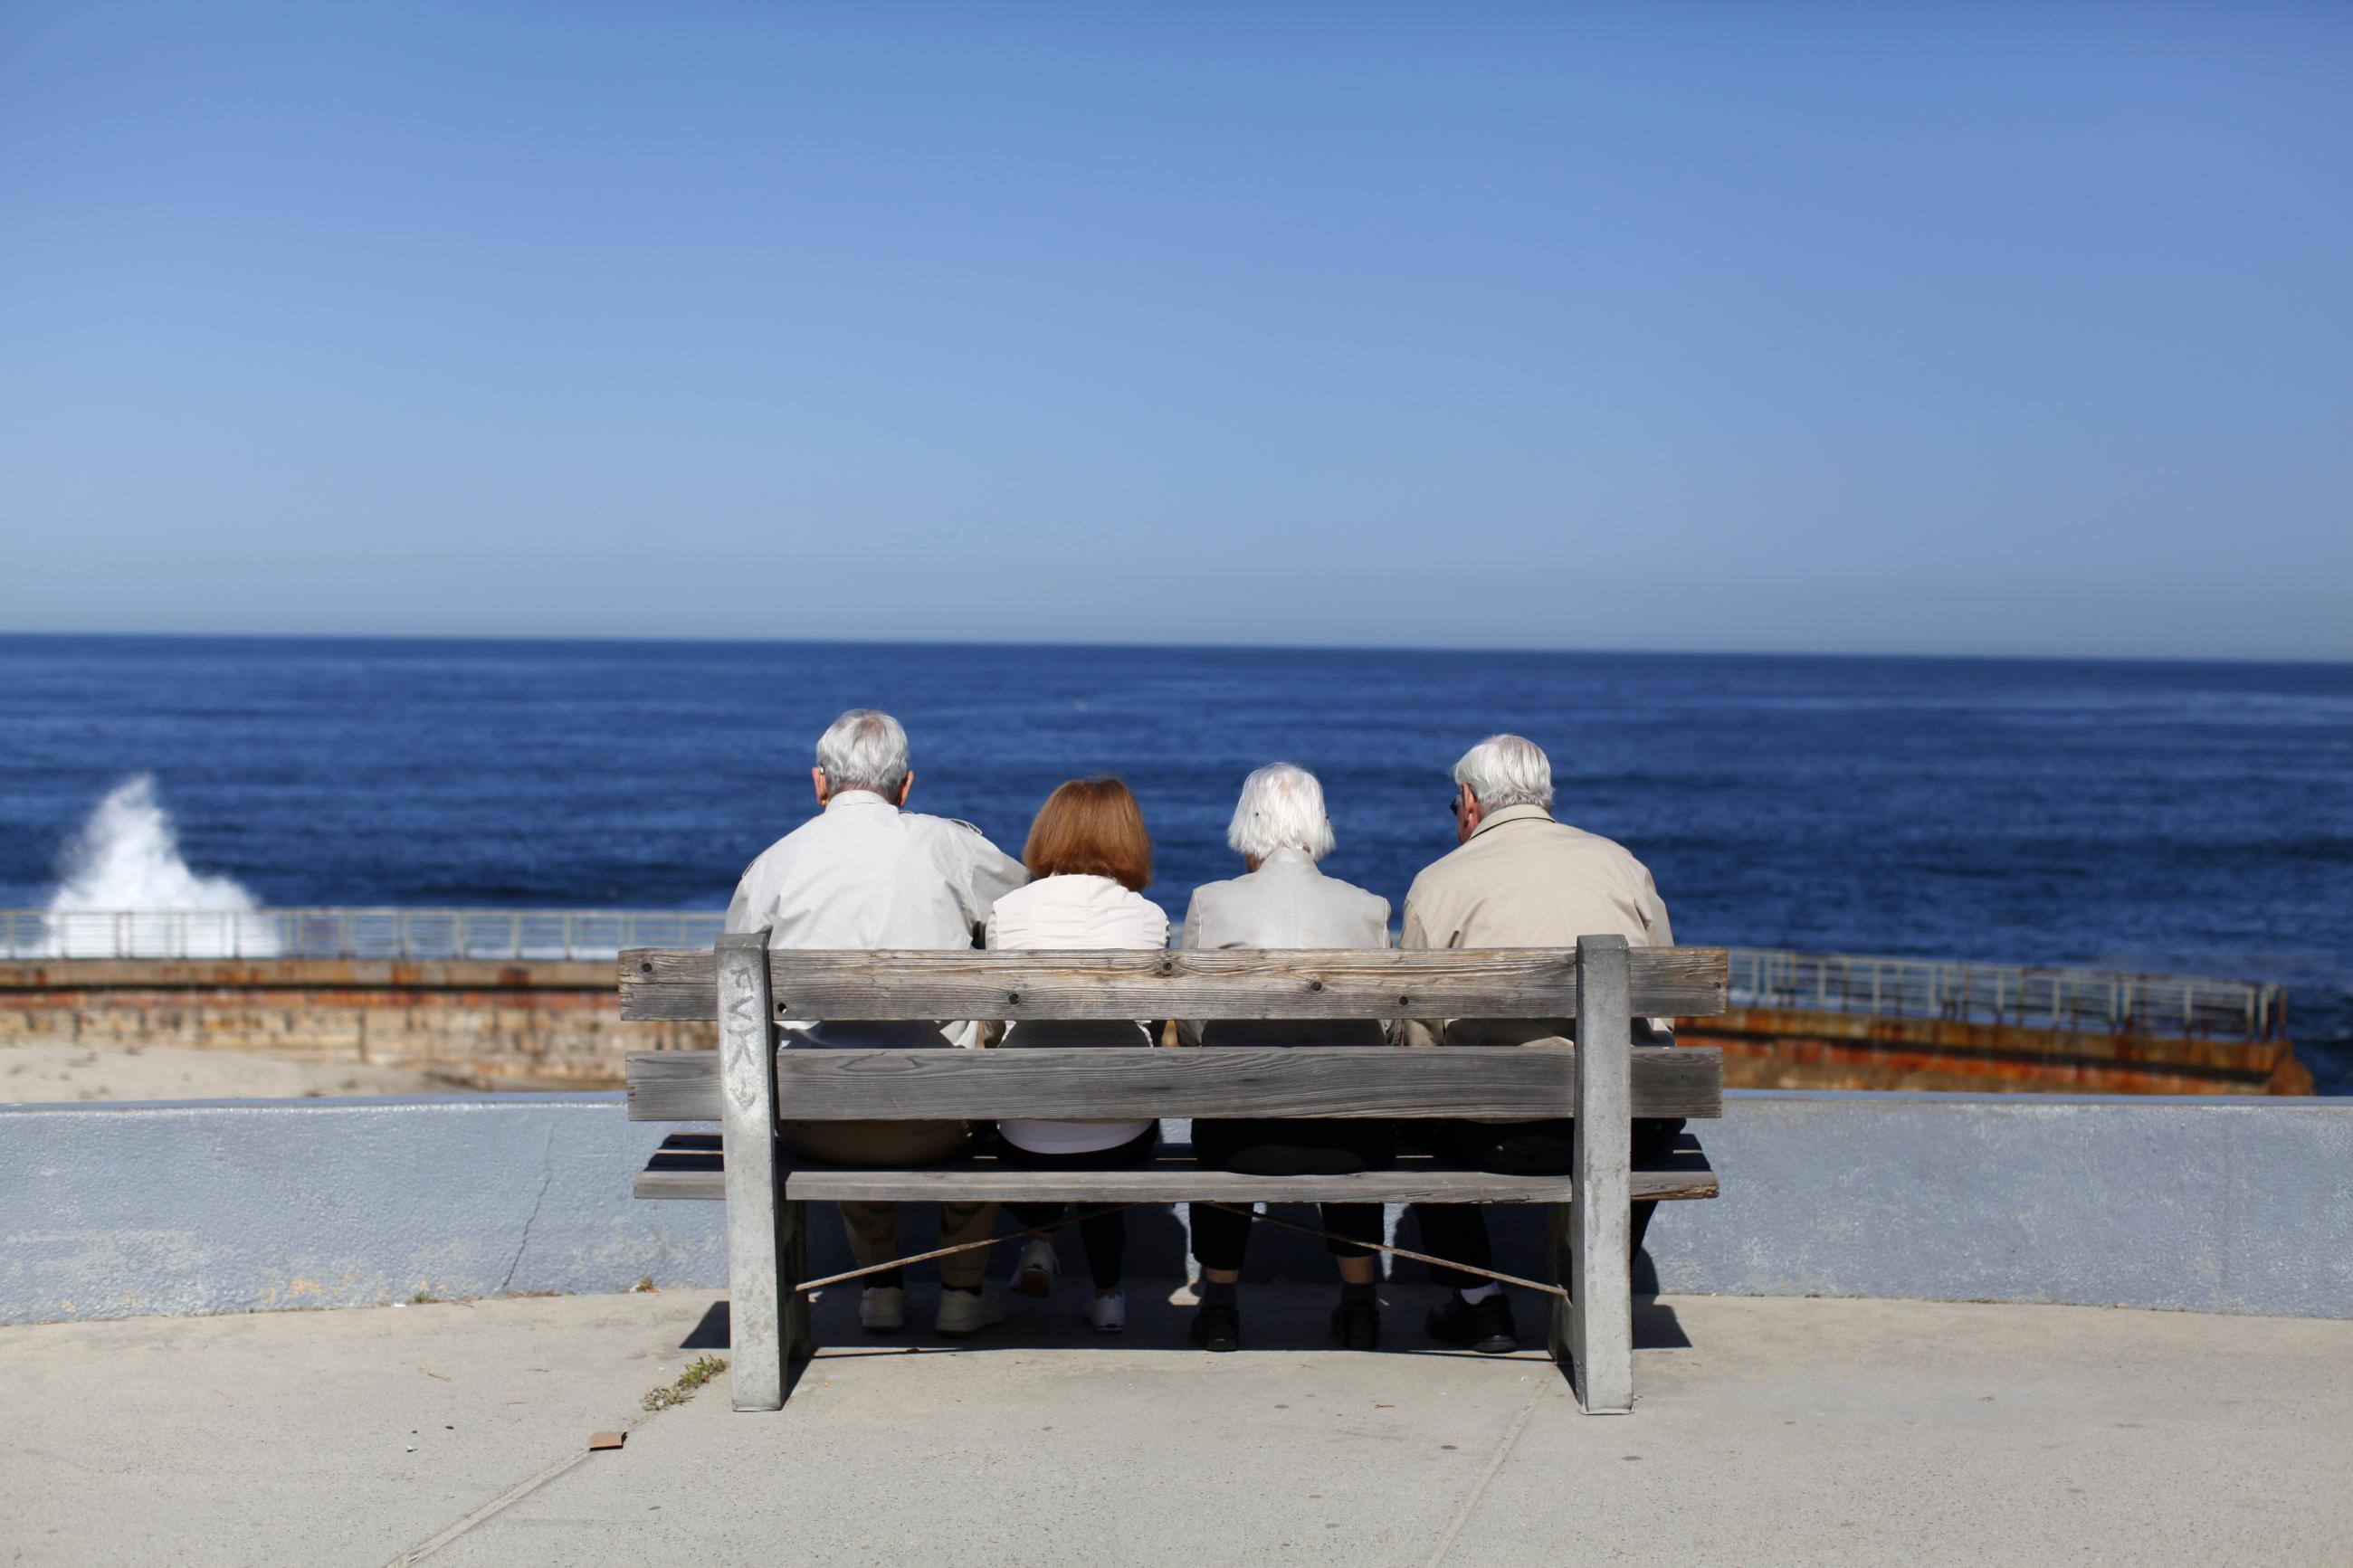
left=1023, top=777, right=1153, bottom=891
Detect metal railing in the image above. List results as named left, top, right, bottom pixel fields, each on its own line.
left=0, top=908, right=2289, bottom=1042
left=1723, top=946, right=2286, bottom=1042
left=0, top=908, right=729, bottom=964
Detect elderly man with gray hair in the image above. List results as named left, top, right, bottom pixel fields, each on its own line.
left=726, top=708, right=1029, bottom=1340
left=1400, top=733, right=1683, bottom=1355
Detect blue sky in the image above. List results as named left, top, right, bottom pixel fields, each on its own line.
left=4, top=2, right=2348, bottom=658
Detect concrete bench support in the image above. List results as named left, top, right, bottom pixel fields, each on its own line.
left=1565, top=933, right=1634, bottom=1413
left=716, top=933, right=807, bottom=1411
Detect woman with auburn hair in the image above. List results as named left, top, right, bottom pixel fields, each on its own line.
left=984, top=777, right=1169, bottom=1333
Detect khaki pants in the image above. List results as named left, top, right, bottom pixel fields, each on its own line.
left=780, top=1119, right=997, bottom=1291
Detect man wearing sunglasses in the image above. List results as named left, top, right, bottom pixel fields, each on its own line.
left=1398, top=733, right=1683, bottom=1354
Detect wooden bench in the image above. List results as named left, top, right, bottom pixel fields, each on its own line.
left=621, top=934, right=1728, bottom=1414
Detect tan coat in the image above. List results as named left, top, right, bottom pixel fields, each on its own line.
left=1398, top=803, right=1674, bottom=1047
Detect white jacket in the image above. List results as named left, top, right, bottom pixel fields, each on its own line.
left=725, top=790, right=1028, bottom=1050
left=984, top=874, right=1169, bottom=1154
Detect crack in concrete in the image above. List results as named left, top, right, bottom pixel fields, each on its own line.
left=383, top=1403, right=659, bottom=1568
left=1424, top=1373, right=1549, bottom=1568
left=494, top=1122, right=558, bottom=1296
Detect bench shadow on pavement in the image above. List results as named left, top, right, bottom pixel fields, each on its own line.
left=680, top=1197, right=1691, bottom=1359
left=679, top=1269, right=1690, bottom=1364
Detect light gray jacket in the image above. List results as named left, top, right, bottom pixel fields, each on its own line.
left=1178, top=848, right=1393, bottom=1049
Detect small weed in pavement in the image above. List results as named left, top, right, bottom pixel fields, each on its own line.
left=643, top=1355, right=729, bottom=1412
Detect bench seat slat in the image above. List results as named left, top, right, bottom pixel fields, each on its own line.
left=633, top=1133, right=1719, bottom=1205
left=619, top=946, right=1729, bottom=1022
left=627, top=1045, right=1723, bottom=1123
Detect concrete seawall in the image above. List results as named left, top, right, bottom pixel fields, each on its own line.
left=6, top=956, right=2313, bottom=1097
left=1687, top=1008, right=2313, bottom=1095
left=4, top=1090, right=2347, bottom=1326
left=0, top=958, right=711, bottom=1087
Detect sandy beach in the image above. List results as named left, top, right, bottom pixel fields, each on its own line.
left=1, top=1040, right=475, bottom=1103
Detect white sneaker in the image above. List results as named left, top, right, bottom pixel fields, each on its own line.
left=1088, top=1291, right=1127, bottom=1335
left=860, top=1285, right=905, bottom=1334
left=934, top=1287, right=1009, bottom=1339
left=1012, top=1238, right=1060, bottom=1297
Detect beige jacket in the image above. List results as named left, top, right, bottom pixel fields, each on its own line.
left=1398, top=803, right=1674, bottom=1047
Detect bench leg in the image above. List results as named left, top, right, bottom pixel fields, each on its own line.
left=1569, top=935, right=1635, bottom=1414
left=781, top=1198, right=814, bottom=1365
left=1547, top=1202, right=1574, bottom=1369
left=716, top=934, right=787, bottom=1411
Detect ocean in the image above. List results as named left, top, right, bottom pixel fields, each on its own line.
left=1, top=634, right=2346, bottom=1093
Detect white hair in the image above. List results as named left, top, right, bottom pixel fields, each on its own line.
left=815, top=708, right=911, bottom=796
left=1453, top=734, right=1553, bottom=812
left=1226, top=762, right=1337, bottom=863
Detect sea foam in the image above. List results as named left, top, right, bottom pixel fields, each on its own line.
left=39, top=774, right=279, bottom=957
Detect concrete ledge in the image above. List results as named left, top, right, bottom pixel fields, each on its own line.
left=1640, top=1091, right=2353, bottom=1317
left=2, top=1091, right=2348, bottom=1325
left=0, top=1096, right=726, bottom=1322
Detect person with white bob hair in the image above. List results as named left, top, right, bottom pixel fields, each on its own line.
left=1177, top=762, right=1396, bottom=1354
left=1223, top=758, right=1338, bottom=862
left=1400, top=732, right=1681, bottom=1357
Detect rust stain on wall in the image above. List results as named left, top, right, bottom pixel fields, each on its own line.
left=2, top=959, right=2312, bottom=1096
left=1678, top=1006, right=2314, bottom=1096
left=0, top=958, right=712, bottom=1088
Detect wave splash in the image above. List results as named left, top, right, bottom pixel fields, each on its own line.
left=39, top=774, right=280, bottom=956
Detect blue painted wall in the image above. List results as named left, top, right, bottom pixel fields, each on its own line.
left=2, top=1092, right=2346, bottom=1325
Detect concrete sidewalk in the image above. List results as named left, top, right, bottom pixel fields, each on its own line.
left=4, top=1286, right=2348, bottom=1567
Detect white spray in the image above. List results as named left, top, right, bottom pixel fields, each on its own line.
left=41, top=774, right=279, bottom=956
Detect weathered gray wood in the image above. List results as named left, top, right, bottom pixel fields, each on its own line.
left=631, top=1164, right=1717, bottom=1204
left=635, top=1165, right=1722, bottom=1203
left=634, top=1164, right=731, bottom=1200
left=630, top=1136, right=1720, bottom=1204
left=618, top=946, right=1729, bottom=1022
left=623, top=983, right=721, bottom=1022
left=626, top=1044, right=1721, bottom=1124
left=793, top=1163, right=1717, bottom=1204
left=1569, top=935, right=1635, bottom=1415
left=791, top=1045, right=1715, bottom=1122
left=635, top=1126, right=721, bottom=1193
left=715, top=933, right=786, bottom=1412
left=627, top=1050, right=729, bottom=1120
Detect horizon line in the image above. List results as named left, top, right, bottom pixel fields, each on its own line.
left=0, top=627, right=2348, bottom=670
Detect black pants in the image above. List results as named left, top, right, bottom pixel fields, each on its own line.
left=1003, top=1126, right=1159, bottom=1290
left=1188, top=1118, right=1395, bottom=1271
left=1405, top=1117, right=1685, bottom=1291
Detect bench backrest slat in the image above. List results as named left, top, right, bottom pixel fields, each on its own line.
left=620, top=946, right=1729, bottom=1022
left=625, top=1043, right=1722, bottom=1123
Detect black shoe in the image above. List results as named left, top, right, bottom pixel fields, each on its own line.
left=1426, top=1292, right=1519, bottom=1354
left=1329, top=1301, right=1380, bottom=1351
left=1189, top=1302, right=1242, bottom=1352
